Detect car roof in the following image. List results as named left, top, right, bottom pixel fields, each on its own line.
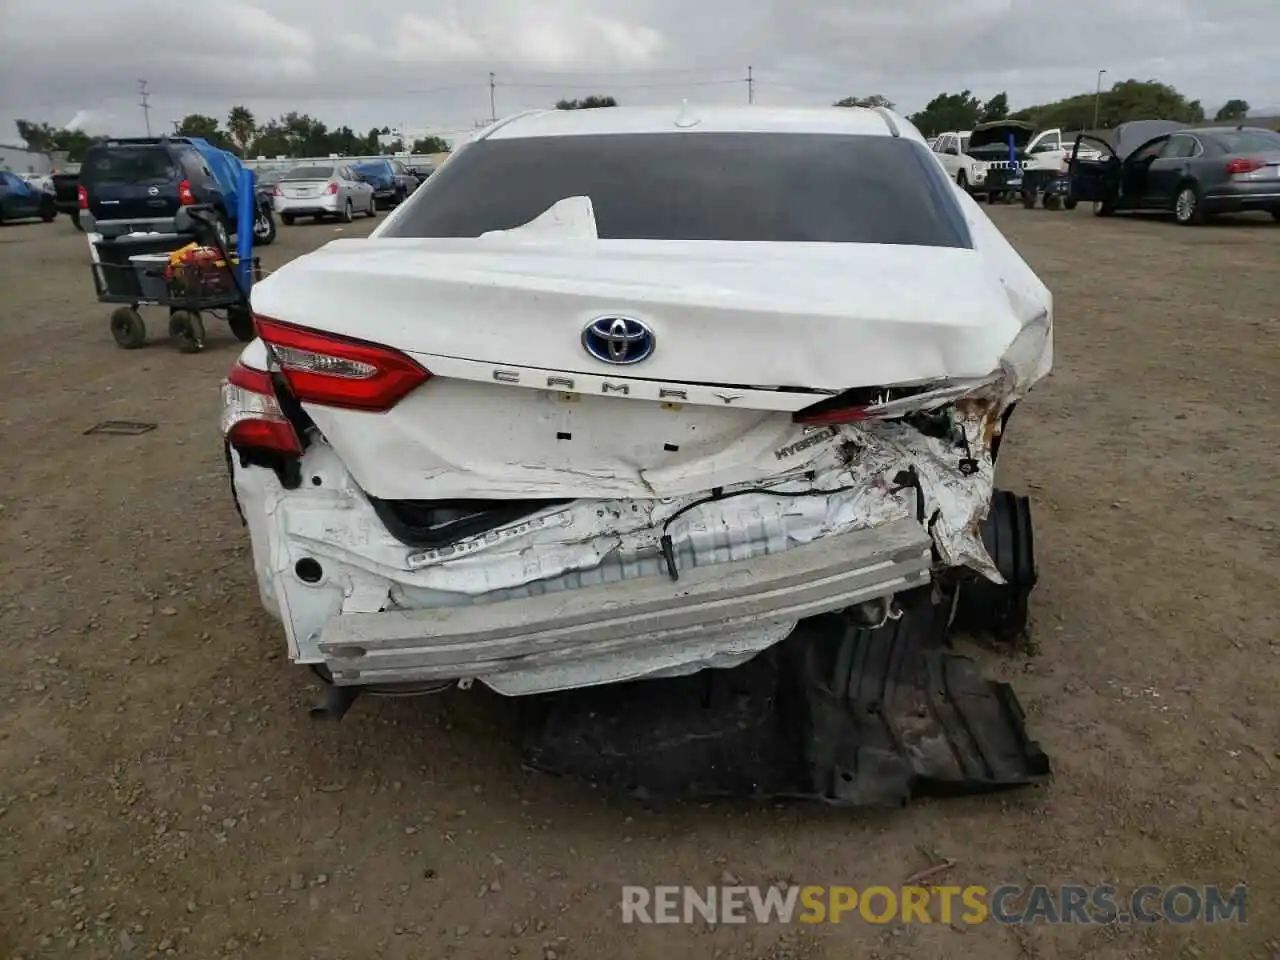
left=482, top=105, right=913, bottom=141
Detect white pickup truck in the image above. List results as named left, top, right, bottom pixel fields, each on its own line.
left=933, top=123, right=1100, bottom=201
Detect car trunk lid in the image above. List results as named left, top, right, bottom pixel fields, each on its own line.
left=250, top=227, right=1037, bottom=501
left=280, top=179, right=331, bottom=200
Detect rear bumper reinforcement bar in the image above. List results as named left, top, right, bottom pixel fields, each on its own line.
left=317, top=517, right=932, bottom=686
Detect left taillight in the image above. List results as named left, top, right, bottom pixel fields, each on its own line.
left=1226, top=157, right=1264, bottom=176
left=221, top=362, right=303, bottom=455
left=255, top=316, right=431, bottom=412
left=178, top=179, right=195, bottom=205
left=77, top=184, right=88, bottom=210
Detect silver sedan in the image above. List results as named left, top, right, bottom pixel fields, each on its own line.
left=272, top=163, right=377, bottom=225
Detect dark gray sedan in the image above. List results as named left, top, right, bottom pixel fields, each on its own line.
left=1069, top=123, right=1280, bottom=225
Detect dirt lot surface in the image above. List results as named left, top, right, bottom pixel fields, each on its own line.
left=1, top=206, right=1277, bottom=960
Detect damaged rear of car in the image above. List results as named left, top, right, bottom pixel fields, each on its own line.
left=222, top=107, right=1053, bottom=712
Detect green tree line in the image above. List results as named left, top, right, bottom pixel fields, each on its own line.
left=833, top=82, right=1268, bottom=136
left=14, top=107, right=450, bottom=163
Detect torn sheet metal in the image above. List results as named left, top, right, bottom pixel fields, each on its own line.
left=232, top=398, right=1006, bottom=694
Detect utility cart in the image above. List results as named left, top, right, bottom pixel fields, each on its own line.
left=90, top=210, right=262, bottom=352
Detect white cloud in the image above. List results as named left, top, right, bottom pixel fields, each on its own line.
left=0, top=0, right=1275, bottom=142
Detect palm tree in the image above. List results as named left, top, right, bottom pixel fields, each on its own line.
left=227, top=105, right=256, bottom=154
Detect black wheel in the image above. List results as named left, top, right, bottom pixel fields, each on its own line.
left=281, top=213, right=296, bottom=226
left=1021, top=190, right=1037, bottom=209
left=949, top=489, right=1037, bottom=643
left=1093, top=200, right=1115, bottom=217
left=110, top=307, right=147, bottom=349
left=1174, top=183, right=1205, bottom=225
left=366, top=198, right=378, bottom=218
left=212, top=216, right=231, bottom=251
left=1064, top=197, right=1078, bottom=211
left=987, top=191, right=1003, bottom=204
left=1044, top=194, right=1063, bottom=211
left=168, top=309, right=206, bottom=353
left=40, top=198, right=56, bottom=222
left=956, top=171, right=969, bottom=192
left=340, top=199, right=354, bottom=223
left=1272, top=210, right=1280, bottom=223
left=227, top=306, right=256, bottom=342
left=253, top=207, right=276, bottom=246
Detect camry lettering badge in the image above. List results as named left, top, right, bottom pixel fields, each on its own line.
left=581, top=316, right=656, bottom=365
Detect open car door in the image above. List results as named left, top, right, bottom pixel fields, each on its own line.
left=1068, top=134, right=1118, bottom=203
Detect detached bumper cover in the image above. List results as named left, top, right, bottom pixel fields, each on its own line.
left=522, top=586, right=1051, bottom=805
left=318, top=517, right=932, bottom=688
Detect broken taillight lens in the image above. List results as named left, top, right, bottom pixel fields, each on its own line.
left=793, top=404, right=871, bottom=425
left=254, top=316, right=431, bottom=412
left=221, top=362, right=303, bottom=455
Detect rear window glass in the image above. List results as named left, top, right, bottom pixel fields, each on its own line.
left=82, top=147, right=177, bottom=185
left=283, top=165, right=333, bottom=180
left=1209, top=130, right=1280, bottom=153
left=381, top=132, right=970, bottom=247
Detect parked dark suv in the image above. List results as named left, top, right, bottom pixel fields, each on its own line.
left=353, top=158, right=420, bottom=208
left=78, top=137, right=274, bottom=245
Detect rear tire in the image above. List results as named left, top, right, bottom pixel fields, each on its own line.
left=1064, top=197, right=1078, bottom=210
left=40, top=198, right=56, bottom=222
left=950, top=489, right=1037, bottom=643
left=1093, top=201, right=1115, bottom=217
left=1022, top=190, right=1037, bottom=209
left=168, top=309, right=206, bottom=353
left=987, top=190, right=1003, bottom=204
left=1044, top=194, right=1063, bottom=211
left=1174, top=183, right=1205, bottom=225
left=227, top=306, right=256, bottom=342
left=253, top=207, right=276, bottom=246
left=956, top=171, right=969, bottom=192
left=110, top=307, right=147, bottom=349
left=281, top=213, right=296, bottom=226
left=340, top=199, right=353, bottom=223
left=367, top=197, right=378, bottom=218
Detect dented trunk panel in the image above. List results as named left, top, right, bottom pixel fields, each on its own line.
left=251, top=231, right=1049, bottom=501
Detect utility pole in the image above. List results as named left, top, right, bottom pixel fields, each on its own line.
left=1092, top=69, right=1107, bottom=130
left=138, top=80, right=153, bottom=136
left=489, top=72, right=496, bottom=122
left=747, top=66, right=754, bottom=104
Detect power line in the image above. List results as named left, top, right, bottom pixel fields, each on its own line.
left=748, top=66, right=754, bottom=104
left=137, top=80, right=152, bottom=136
left=489, top=72, right=496, bottom=122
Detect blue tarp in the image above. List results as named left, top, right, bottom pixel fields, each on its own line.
left=185, top=137, right=246, bottom=213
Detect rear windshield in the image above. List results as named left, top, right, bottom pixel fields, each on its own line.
left=381, top=132, right=970, bottom=247
left=1209, top=130, right=1280, bottom=153
left=283, top=165, right=333, bottom=180
left=82, top=147, right=177, bottom=185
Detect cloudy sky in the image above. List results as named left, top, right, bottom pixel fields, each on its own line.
left=2, top=0, right=1277, bottom=146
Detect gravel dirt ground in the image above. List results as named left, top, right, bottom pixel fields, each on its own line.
left=1, top=205, right=1277, bottom=960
